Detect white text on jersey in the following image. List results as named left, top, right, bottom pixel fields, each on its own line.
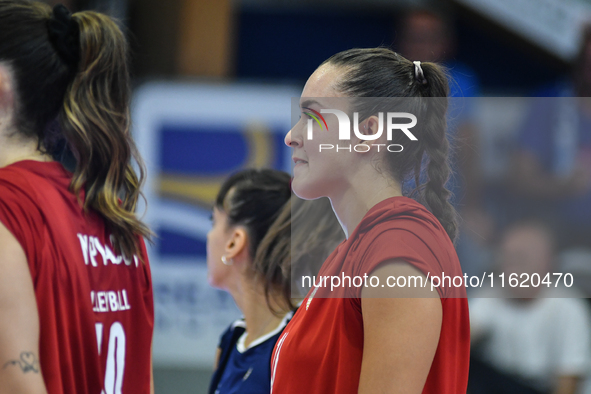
left=91, top=290, right=131, bottom=313
left=77, top=233, right=139, bottom=267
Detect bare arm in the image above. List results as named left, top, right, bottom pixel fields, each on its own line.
left=213, top=348, right=222, bottom=371
left=553, top=375, right=580, bottom=394
left=150, top=346, right=155, bottom=394
left=0, top=222, right=47, bottom=394
left=358, top=261, right=442, bottom=394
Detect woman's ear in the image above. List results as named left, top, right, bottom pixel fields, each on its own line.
left=224, top=227, right=248, bottom=262
left=364, top=115, right=381, bottom=137
left=355, top=115, right=383, bottom=150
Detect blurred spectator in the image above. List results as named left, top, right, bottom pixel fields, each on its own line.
left=396, top=8, right=479, bottom=98
left=510, top=26, right=591, bottom=250
left=469, top=220, right=591, bottom=394
left=396, top=8, right=494, bottom=278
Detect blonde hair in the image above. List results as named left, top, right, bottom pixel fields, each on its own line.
left=0, top=1, right=152, bottom=258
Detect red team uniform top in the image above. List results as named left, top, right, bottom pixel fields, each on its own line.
left=271, top=196, right=470, bottom=393
left=0, top=160, right=154, bottom=394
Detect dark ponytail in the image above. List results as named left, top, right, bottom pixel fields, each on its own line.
left=323, top=48, right=458, bottom=242
left=0, top=1, right=152, bottom=258
left=412, top=62, right=458, bottom=242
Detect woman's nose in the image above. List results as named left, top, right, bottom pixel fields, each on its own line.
left=285, top=128, right=300, bottom=148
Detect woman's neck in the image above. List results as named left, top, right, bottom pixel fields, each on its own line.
left=0, top=133, right=53, bottom=168
left=230, top=281, right=287, bottom=349
left=329, top=170, right=402, bottom=239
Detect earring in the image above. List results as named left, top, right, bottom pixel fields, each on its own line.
left=221, top=255, right=233, bottom=265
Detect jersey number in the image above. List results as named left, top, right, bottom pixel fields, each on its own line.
left=96, top=322, right=126, bottom=394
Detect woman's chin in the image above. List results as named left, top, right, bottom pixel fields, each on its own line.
left=206, top=274, right=223, bottom=290
left=292, top=179, right=322, bottom=201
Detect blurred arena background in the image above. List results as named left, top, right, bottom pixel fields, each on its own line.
left=40, top=0, right=591, bottom=392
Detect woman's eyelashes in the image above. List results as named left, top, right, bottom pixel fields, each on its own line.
left=299, top=111, right=311, bottom=120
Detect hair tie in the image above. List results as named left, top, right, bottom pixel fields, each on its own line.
left=47, top=4, right=80, bottom=68
left=413, top=61, right=428, bottom=85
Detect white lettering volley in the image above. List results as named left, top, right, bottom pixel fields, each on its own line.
left=91, top=290, right=131, bottom=313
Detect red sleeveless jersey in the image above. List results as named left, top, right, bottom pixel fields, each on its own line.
left=271, top=197, right=470, bottom=393
left=0, top=160, right=154, bottom=394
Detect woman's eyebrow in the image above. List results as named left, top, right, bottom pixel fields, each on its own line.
left=300, top=99, right=323, bottom=109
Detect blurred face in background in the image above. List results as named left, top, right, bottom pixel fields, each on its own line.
left=398, top=12, right=452, bottom=63
left=499, top=224, right=555, bottom=298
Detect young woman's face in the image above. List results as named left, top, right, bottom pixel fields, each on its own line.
left=285, top=64, right=353, bottom=200
left=206, top=207, right=234, bottom=289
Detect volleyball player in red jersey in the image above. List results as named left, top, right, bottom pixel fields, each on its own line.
left=271, top=48, right=470, bottom=393
left=0, top=2, right=154, bottom=393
